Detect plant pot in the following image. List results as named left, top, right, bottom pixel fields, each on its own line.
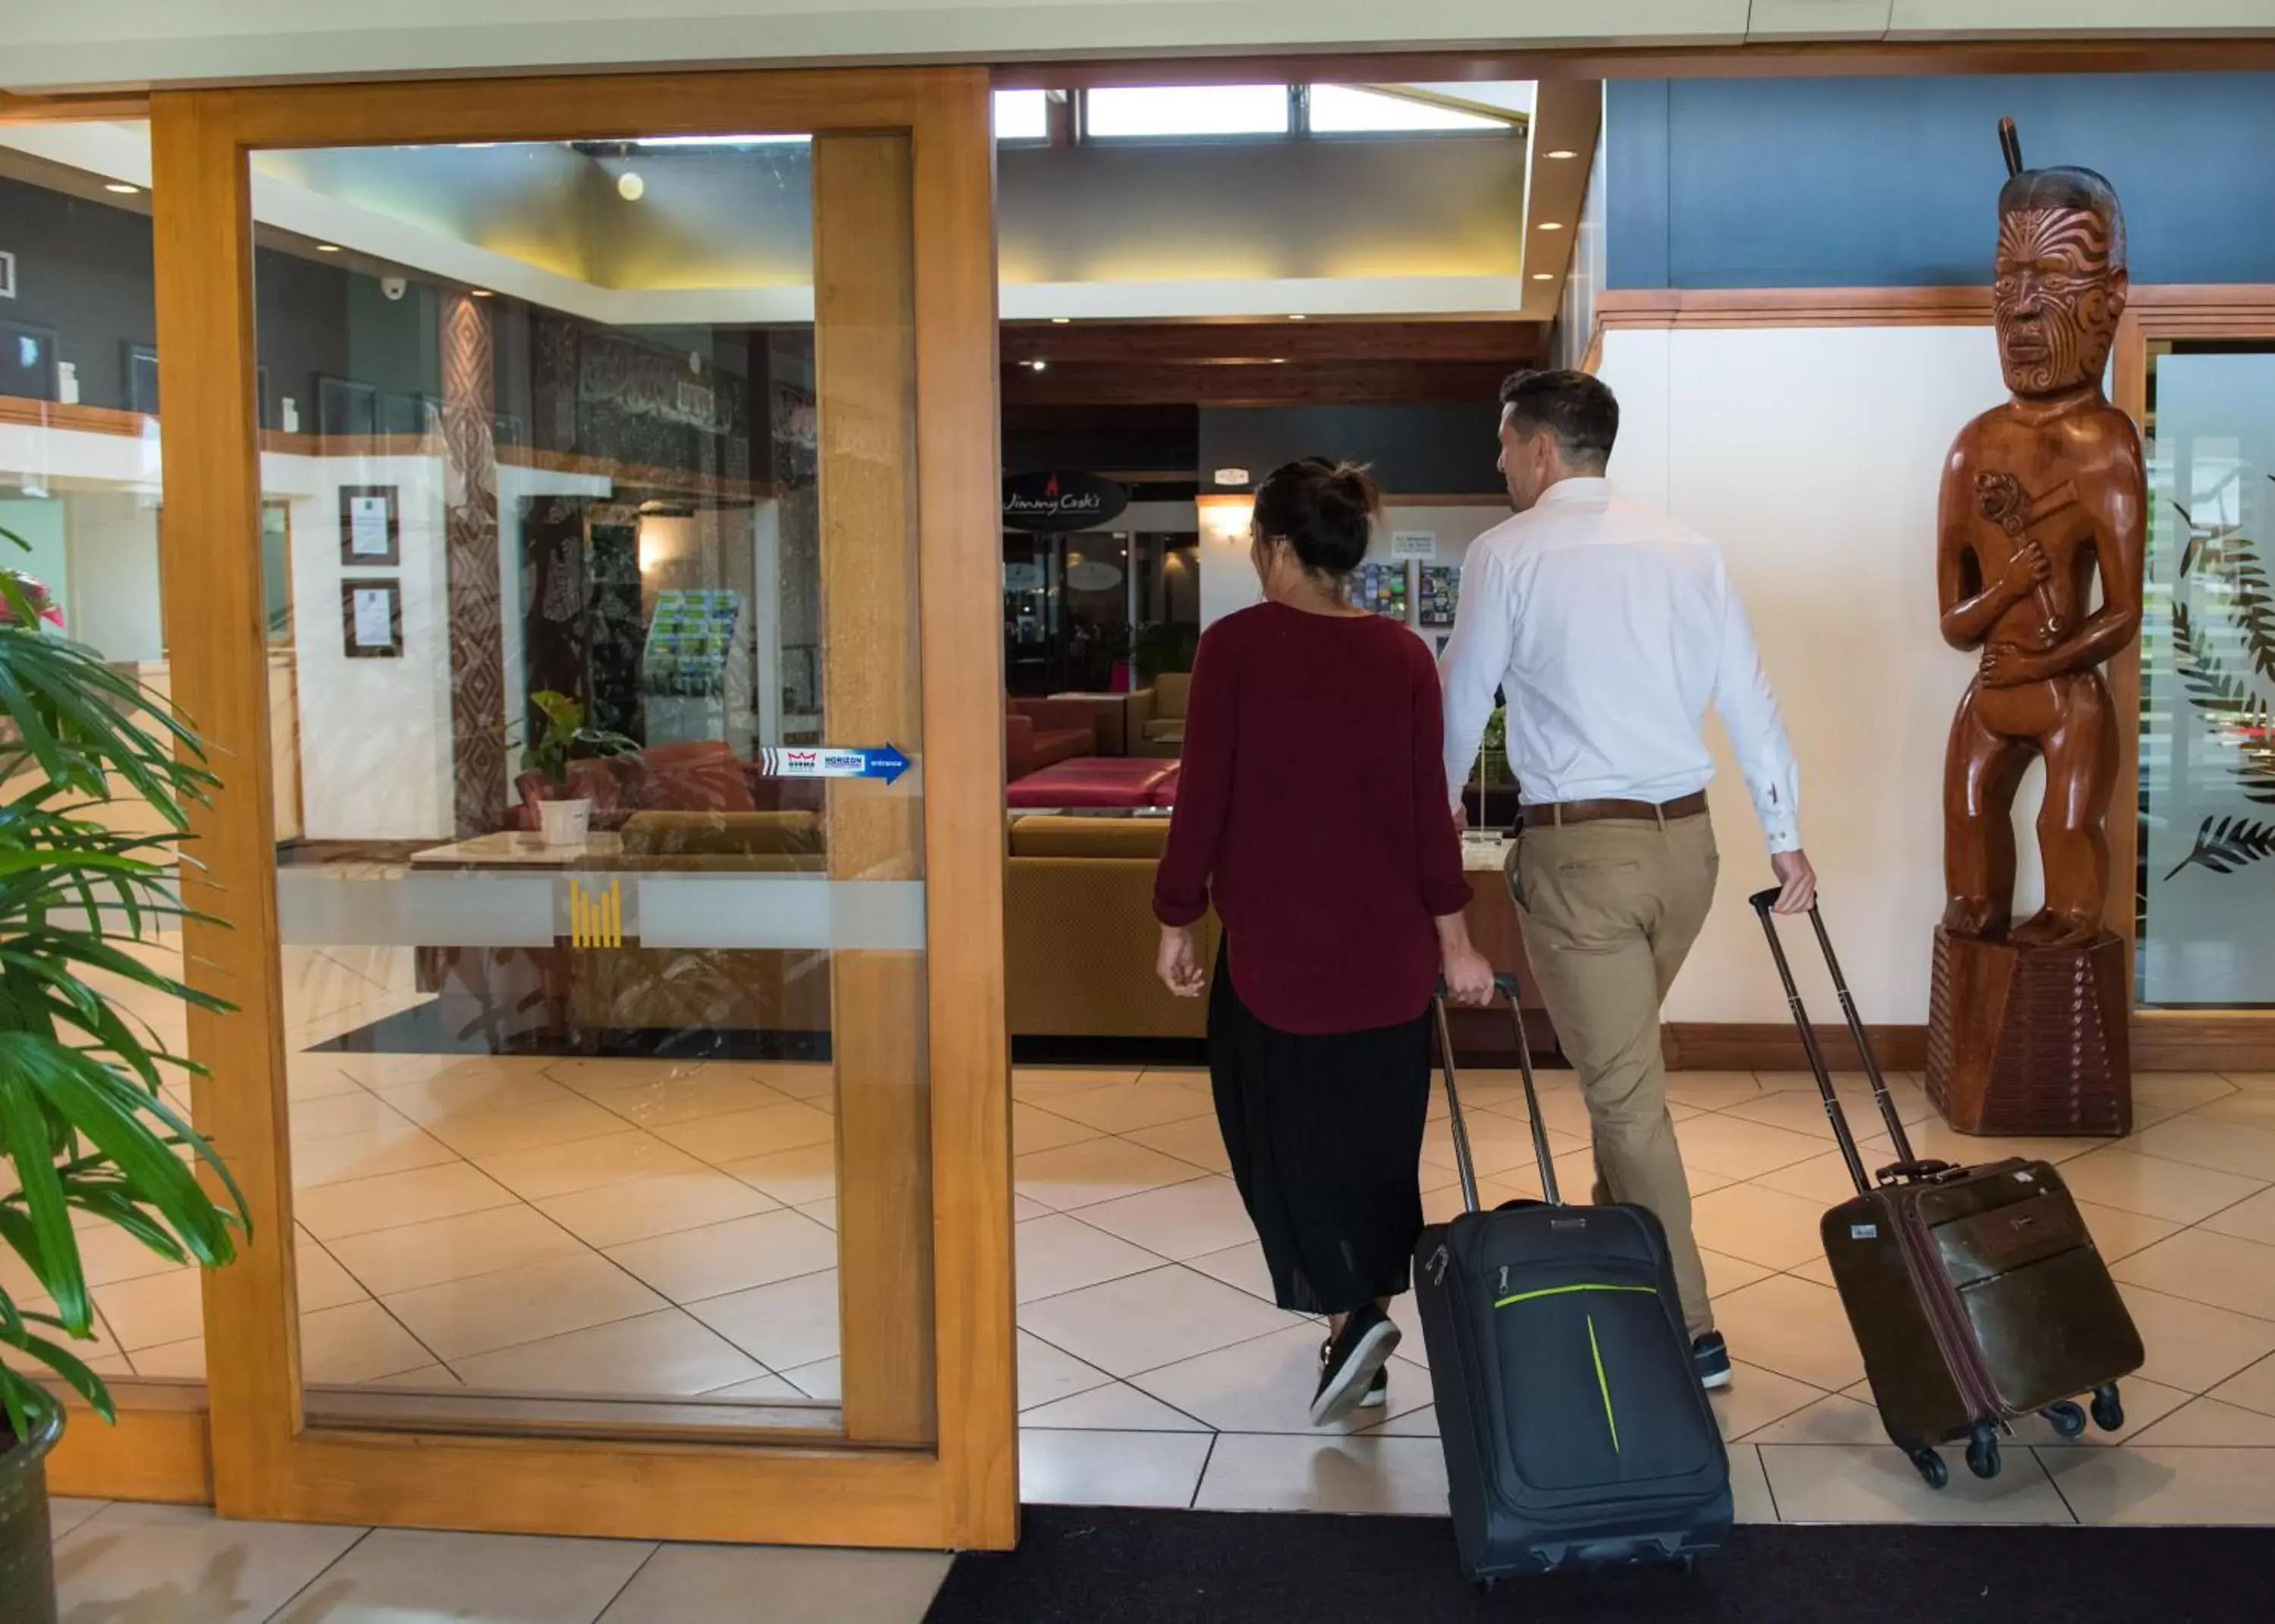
left=0, top=1405, right=64, bottom=1624
left=537, top=796, right=593, bottom=846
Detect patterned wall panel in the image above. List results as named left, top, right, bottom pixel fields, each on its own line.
left=443, top=291, right=507, bottom=837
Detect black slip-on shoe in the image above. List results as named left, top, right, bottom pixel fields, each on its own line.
left=1313, top=1306, right=1401, bottom=1426
left=1693, top=1331, right=1734, bottom=1391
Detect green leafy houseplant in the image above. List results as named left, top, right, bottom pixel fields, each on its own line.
left=0, top=539, right=246, bottom=1453
left=1133, top=620, right=1198, bottom=685
left=519, top=688, right=637, bottom=795
left=1476, top=705, right=1511, bottom=787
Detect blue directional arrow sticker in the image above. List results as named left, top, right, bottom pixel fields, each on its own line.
left=758, top=745, right=912, bottom=784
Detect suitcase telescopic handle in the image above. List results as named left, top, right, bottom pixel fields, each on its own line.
left=1433, top=973, right=1561, bottom=1214
left=1747, top=891, right=1875, bottom=1197
left=1746, top=889, right=1923, bottom=1172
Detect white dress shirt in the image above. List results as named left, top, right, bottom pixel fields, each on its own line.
left=1439, top=478, right=1803, bottom=854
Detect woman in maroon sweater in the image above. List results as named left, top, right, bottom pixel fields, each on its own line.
left=1154, top=458, right=1494, bottom=1426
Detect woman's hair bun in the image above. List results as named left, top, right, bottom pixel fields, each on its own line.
left=1252, top=457, right=1379, bottom=578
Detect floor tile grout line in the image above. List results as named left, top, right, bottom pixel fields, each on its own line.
left=1187, top=1430, right=1219, bottom=1510
left=588, top=1539, right=667, bottom=1624
left=257, top=1523, right=378, bottom=1624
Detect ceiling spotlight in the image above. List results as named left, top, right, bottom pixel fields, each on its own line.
left=1536, top=221, right=1566, bottom=230
left=1286, top=313, right=1307, bottom=321
left=1050, top=316, right=1072, bottom=324
left=104, top=182, right=140, bottom=195
left=315, top=243, right=341, bottom=253
left=1028, top=359, right=1048, bottom=372
left=1545, top=149, right=1579, bottom=160
left=470, top=288, right=494, bottom=299
left=617, top=171, right=646, bottom=202
left=1532, top=272, right=1555, bottom=281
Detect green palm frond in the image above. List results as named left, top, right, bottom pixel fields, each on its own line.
left=2172, top=602, right=2275, bottom=804
left=0, top=553, right=243, bottom=1443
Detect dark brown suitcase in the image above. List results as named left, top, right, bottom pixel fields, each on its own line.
left=1749, top=891, right=2144, bottom=1488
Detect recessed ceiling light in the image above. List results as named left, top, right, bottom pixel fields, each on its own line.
left=1532, top=272, right=1555, bottom=281
left=104, top=182, right=139, bottom=195
left=470, top=288, right=494, bottom=299
left=1287, top=314, right=1307, bottom=321
left=617, top=171, right=646, bottom=202
left=315, top=243, right=341, bottom=252
left=1537, top=221, right=1565, bottom=230
left=1545, top=149, right=1579, bottom=160
left=1050, top=316, right=1071, bottom=324
left=1268, top=358, right=1287, bottom=365
left=1029, top=359, right=1048, bottom=372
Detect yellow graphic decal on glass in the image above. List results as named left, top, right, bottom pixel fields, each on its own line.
left=568, top=876, right=623, bottom=948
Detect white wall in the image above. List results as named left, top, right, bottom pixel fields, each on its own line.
left=1599, top=323, right=2048, bottom=1027
left=61, top=488, right=164, bottom=662
left=1197, top=500, right=1510, bottom=635
left=268, top=451, right=456, bottom=842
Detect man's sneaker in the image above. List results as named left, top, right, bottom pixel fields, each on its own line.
left=1692, top=1331, right=1733, bottom=1391
left=1313, top=1306, right=1401, bottom=1426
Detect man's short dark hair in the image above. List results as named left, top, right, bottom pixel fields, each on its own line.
left=1498, top=368, right=1618, bottom=472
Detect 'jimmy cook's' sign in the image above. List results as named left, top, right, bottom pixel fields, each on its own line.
left=1002, top=471, right=1128, bottom=533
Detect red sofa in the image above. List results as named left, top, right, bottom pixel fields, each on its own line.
left=1006, top=756, right=1178, bottom=810
left=1006, top=698, right=1097, bottom=782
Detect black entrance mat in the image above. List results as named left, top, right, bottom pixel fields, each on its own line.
left=923, top=1505, right=2275, bottom=1624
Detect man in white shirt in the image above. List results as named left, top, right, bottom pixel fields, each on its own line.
left=1439, top=368, right=1817, bottom=1390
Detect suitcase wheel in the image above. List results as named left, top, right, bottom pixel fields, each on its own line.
left=1907, top=1447, right=1950, bottom=1491
left=2091, top=1384, right=2125, bottom=1434
left=1965, top=1425, right=2002, bottom=1481
left=2041, top=1400, right=2088, bottom=1440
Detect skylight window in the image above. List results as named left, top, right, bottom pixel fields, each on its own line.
left=994, top=89, right=1051, bottom=142
left=1308, top=86, right=1509, bottom=134
left=1085, top=85, right=1291, bottom=139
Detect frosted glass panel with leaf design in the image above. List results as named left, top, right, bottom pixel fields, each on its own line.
left=2139, top=346, right=2275, bottom=1006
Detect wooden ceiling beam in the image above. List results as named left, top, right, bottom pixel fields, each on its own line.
left=1000, top=358, right=1521, bottom=408
left=1000, top=318, right=1544, bottom=366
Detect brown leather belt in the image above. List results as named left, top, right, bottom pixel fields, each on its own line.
left=1520, top=791, right=1709, bottom=829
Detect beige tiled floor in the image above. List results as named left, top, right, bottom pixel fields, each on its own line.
left=46, top=1501, right=953, bottom=1624
left=49, top=936, right=2275, bottom=1526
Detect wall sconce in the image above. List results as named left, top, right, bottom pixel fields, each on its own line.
left=1196, top=494, right=1254, bottom=545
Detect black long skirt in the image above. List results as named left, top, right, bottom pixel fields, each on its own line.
left=1207, top=948, right=1433, bottom=1317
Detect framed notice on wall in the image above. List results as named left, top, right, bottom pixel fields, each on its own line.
left=340, top=578, right=403, bottom=658
left=338, top=484, right=400, bottom=566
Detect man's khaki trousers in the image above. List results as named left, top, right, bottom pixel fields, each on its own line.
left=1508, top=812, right=1718, bottom=1339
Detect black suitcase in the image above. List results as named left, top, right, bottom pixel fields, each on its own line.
left=1748, top=891, right=2143, bottom=1488
left=1412, top=975, right=1731, bottom=1585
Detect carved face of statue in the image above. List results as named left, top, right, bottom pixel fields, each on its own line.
left=1992, top=207, right=2128, bottom=397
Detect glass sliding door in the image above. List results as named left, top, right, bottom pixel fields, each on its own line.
left=149, top=68, right=1010, bottom=1547
left=2138, top=340, right=2275, bottom=1007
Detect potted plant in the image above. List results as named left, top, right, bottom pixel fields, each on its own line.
left=0, top=547, right=246, bottom=1624
left=521, top=688, right=636, bottom=846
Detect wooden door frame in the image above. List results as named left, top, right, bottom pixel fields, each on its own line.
left=2113, top=285, right=2275, bottom=1069
left=146, top=67, right=1012, bottom=1550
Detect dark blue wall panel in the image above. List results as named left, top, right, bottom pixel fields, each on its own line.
left=1608, top=74, right=2275, bottom=290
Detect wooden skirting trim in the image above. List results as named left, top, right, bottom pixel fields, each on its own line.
left=2134, top=1011, right=2275, bottom=1074
left=44, top=1387, right=213, bottom=1504
left=0, top=396, right=151, bottom=437
left=1664, top=1022, right=1929, bottom=1074
left=0, top=397, right=773, bottom=502
left=1597, top=287, right=1994, bottom=331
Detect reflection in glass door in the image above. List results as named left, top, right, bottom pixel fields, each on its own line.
left=2138, top=342, right=2275, bottom=1005
left=248, top=130, right=930, bottom=1436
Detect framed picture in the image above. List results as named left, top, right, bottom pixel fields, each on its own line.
left=124, top=343, right=161, bottom=415
left=340, top=578, right=403, bottom=658
left=337, top=484, right=400, bottom=565
left=315, top=373, right=379, bottom=437
left=382, top=390, right=438, bottom=437
left=0, top=320, right=59, bottom=403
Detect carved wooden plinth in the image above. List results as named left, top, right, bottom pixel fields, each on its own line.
left=1926, top=928, right=2131, bottom=1136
